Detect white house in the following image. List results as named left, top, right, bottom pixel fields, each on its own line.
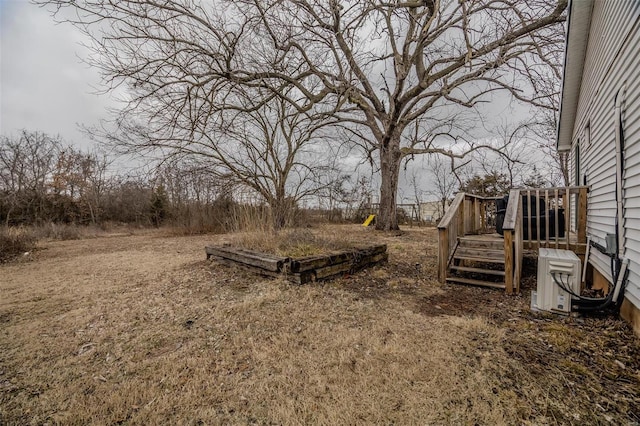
left=557, top=0, right=640, bottom=335
left=419, top=201, right=443, bottom=223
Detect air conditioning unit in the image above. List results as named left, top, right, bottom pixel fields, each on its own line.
left=532, top=248, right=581, bottom=314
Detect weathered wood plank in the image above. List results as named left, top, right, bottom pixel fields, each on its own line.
left=578, top=187, right=588, bottom=243
left=471, top=198, right=478, bottom=233
left=446, top=277, right=506, bottom=289
left=209, top=244, right=388, bottom=285
left=437, top=192, right=465, bottom=229
left=209, top=257, right=283, bottom=278
left=316, top=252, right=388, bottom=279
left=457, top=238, right=504, bottom=250
left=514, top=208, right=523, bottom=294
left=288, top=245, right=387, bottom=273
left=545, top=189, right=550, bottom=246
left=504, top=230, right=514, bottom=294
left=458, top=200, right=465, bottom=237
left=288, top=252, right=388, bottom=284
left=205, top=246, right=288, bottom=272
left=286, top=270, right=316, bottom=285
left=453, top=255, right=506, bottom=264
left=502, top=189, right=521, bottom=231
left=438, top=228, right=449, bottom=284
left=454, top=248, right=505, bottom=261
left=449, top=265, right=505, bottom=276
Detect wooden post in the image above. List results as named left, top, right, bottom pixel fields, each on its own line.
left=577, top=187, right=588, bottom=243
left=515, top=196, right=523, bottom=293
left=544, top=189, right=550, bottom=247
left=504, top=230, right=514, bottom=294
left=438, top=228, right=449, bottom=284
left=458, top=199, right=465, bottom=237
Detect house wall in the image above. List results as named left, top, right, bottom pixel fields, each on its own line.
left=570, top=1, right=640, bottom=310
left=419, top=202, right=441, bottom=222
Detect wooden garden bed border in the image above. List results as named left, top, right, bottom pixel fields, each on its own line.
left=205, top=244, right=388, bottom=284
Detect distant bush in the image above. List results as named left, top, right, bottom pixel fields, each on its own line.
left=0, top=227, right=37, bottom=263
left=32, top=223, right=85, bottom=241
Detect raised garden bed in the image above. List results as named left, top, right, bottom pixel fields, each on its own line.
left=205, top=244, right=388, bottom=284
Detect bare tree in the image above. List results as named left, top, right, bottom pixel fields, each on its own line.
left=0, top=131, right=62, bottom=224
left=39, top=0, right=567, bottom=230
left=470, top=122, right=538, bottom=188
left=513, top=18, right=568, bottom=187
left=154, top=158, right=238, bottom=232
left=408, top=168, right=424, bottom=222
left=108, top=83, right=340, bottom=229
left=531, top=113, right=569, bottom=186
left=50, top=147, right=111, bottom=223
left=427, top=156, right=459, bottom=220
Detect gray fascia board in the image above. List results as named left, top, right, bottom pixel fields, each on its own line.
left=557, top=0, right=594, bottom=152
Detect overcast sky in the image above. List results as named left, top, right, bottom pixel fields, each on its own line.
left=0, top=0, right=550, bottom=200
left=1, top=0, right=116, bottom=148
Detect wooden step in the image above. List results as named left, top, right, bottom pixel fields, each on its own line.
left=453, top=248, right=505, bottom=263
left=446, top=277, right=506, bottom=289
left=458, top=236, right=504, bottom=250
left=449, top=265, right=505, bottom=276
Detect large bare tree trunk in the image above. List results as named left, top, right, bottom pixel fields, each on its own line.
left=270, top=189, right=294, bottom=230
left=272, top=201, right=288, bottom=230
left=376, top=139, right=402, bottom=231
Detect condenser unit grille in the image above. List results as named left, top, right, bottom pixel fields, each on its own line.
left=534, top=248, right=581, bottom=314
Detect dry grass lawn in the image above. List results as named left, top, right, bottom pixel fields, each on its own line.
left=1, top=225, right=639, bottom=425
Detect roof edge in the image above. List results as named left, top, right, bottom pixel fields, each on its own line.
left=556, top=0, right=594, bottom=152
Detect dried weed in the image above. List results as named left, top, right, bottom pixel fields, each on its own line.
left=0, top=226, right=36, bottom=263
left=1, top=225, right=638, bottom=425
left=229, top=227, right=354, bottom=257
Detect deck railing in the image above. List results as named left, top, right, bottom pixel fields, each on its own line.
left=437, top=186, right=589, bottom=293
left=516, top=186, right=589, bottom=253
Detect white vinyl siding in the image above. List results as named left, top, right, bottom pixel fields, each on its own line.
left=575, top=1, right=639, bottom=129
left=571, top=2, right=640, bottom=308
left=621, top=26, right=640, bottom=307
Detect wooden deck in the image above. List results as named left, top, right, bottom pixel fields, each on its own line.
left=438, top=187, right=589, bottom=293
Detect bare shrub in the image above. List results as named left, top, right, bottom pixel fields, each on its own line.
left=231, top=227, right=352, bottom=257
left=31, top=222, right=87, bottom=241
left=0, top=226, right=36, bottom=263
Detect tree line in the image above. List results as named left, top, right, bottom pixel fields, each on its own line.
left=0, top=131, right=232, bottom=230
left=1, top=130, right=383, bottom=231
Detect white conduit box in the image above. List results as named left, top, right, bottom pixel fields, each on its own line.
left=532, top=248, right=582, bottom=314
